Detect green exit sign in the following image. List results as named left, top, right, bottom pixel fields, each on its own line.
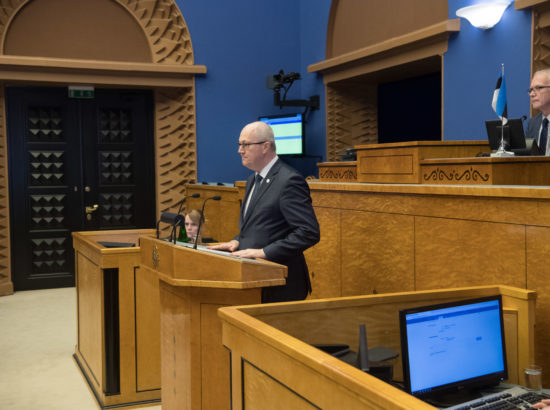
left=68, top=86, right=94, bottom=99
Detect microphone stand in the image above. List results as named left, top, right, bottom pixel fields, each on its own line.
left=193, top=195, right=221, bottom=249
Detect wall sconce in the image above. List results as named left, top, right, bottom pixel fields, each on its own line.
left=456, top=0, right=512, bottom=30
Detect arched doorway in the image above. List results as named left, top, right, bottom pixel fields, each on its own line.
left=0, top=0, right=205, bottom=292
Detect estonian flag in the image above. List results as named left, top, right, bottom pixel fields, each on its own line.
left=492, top=72, right=508, bottom=125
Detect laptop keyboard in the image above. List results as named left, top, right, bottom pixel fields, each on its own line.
left=446, top=386, right=549, bottom=410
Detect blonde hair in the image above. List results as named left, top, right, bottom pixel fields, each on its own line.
left=186, top=209, right=204, bottom=226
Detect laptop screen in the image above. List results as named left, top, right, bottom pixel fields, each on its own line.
left=399, top=295, right=507, bottom=397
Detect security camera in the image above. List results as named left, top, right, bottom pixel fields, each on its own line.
left=266, top=69, right=301, bottom=90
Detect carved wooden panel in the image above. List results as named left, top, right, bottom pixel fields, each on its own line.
left=317, top=162, right=357, bottom=182
left=326, top=81, right=378, bottom=161
left=532, top=3, right=550, bottom=76
left=117, top=0, right=194, bottom=64
left=155, top=87, right=197, bottom=219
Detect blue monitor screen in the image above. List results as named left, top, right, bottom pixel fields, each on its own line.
left=399, top=295, right=507, bottom=397
left=259, top=113, right=304, bottom=156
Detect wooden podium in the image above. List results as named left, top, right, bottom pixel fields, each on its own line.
left=139, top=236, right=287, bottom=410
left=219, top=285, right=535, bottom=409
left=72, top=229, right=161, bottom=409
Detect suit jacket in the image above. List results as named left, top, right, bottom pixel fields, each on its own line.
left=526, top=113, right=544, bottom=154
left=236, top=159, right=320, bottom=303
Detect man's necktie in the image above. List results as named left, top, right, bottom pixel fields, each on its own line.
left=541, top=118, right=549, bottom=155
left=245, top=174, right=263, bottom=215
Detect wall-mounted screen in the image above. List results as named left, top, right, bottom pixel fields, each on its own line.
left=259, top=112, right=304, bottom=156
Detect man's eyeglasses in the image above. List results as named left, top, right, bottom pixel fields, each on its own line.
left=238, top=141, right=267, bottom=149
left=528, top=86, right=550, bottom=94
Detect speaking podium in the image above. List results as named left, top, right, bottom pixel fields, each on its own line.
left=72, top=229, right=160, bottom=409
left=139, top=236, right=287, bottom=410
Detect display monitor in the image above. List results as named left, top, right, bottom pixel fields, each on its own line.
left=399, top=295, right=507, bottom=405
left=259, top=112, right=304, bottom=156
left=485, top=118, right=527, bottom=154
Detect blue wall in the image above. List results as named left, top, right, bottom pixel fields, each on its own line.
left=178, top=0, right=533, bottom=182
left=177, top=0, right=331, bottom=183
left=444, top=1, right=532, bottom=141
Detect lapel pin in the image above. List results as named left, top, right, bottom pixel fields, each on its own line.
left=266, top=178, right=270, bottom=183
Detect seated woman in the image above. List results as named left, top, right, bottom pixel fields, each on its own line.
left=178, top=209, right=204, bottom=243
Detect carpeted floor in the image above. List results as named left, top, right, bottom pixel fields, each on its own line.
left=0, top=287, right=161, bottom=410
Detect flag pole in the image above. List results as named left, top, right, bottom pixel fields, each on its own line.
left=492, top=64, right=514, bottom=157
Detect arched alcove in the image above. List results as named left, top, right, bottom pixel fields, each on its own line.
left=0, top=0, right=205, bottom=294
left=3, top=0, right=151, bottom=61
left=309, top=0, right=456, bottom=161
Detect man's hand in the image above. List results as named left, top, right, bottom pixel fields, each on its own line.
left=232, top=248, right=266, bottom=259
left=533, top=399, right=550, bottom=409
left=207, top=240, right=239, bottom=252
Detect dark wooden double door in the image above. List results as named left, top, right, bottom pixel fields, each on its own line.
left=7, top=87, right=156, bottom=290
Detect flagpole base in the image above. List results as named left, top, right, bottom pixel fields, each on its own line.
left=490, top=148, right=515, bottom=157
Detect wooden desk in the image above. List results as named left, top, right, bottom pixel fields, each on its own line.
left=219, top=285, right=535, bottom=409
left=420, top=156, right=550, bottom=185
left=72, top=229, right=161, bottom=408
left=139, top=236, right=287, bottom=410
left=355, top=141, right=489, bottom=183
left=304, top=181, right=550, bottom=386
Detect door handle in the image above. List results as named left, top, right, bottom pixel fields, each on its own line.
left=85, top=204, right=98, bottom=220
left=85, top=204, right=99, bottom=214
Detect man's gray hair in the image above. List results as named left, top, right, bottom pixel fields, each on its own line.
left=534, top=68, right=550, bottom=82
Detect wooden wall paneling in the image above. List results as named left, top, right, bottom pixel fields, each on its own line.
left=326, top=81, right=378, bottom=161
left=135, top=265, right=161, bottom=391
left=155, top=87, right=198, bottom=226
left=330, top=186, right=550, bottom=228
left=159, top=281, right=193, bottom=410
left=304, top=206, right=341, bottom=299
left=340, top=209, right=415, bottom=296
left=532, top=2, right=550, bottom=76
left=242, top=361, right=319, bottom=410
left=75, top=251, right=104, bottom=392
left=200, top=302, right=232, bottom=409
left=503, top=310, right=520, bottom=383
left=118, top=255, right=140, bottom=401
left=305, top=183, right=550, bottom=385
left=158, top=281, right=260, bottom=410
left=526, top=225, right=550, bottom=385
left=415, top=217, right=527, bottom=291
left=0, top=83, right=11, bottom=295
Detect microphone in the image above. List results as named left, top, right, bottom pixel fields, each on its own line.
left=156, top=193, right=201, bottom=242
left=176, top=193, right=200, bottom=215
left=193, top=195, right=222, bottom=249
left=156, top=212, right=184, bottom=242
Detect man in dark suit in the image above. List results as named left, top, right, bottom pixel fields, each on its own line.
left=209, top=121, right=320, bottom=302
left=526, top=68, right=550, bottom=155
